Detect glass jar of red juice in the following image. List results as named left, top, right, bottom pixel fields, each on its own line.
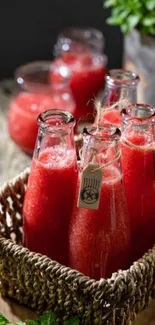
left=8, top=61, right=76, bottom=155
left=23, top=109, right=78, bottom=265
left=69, top=125, right=131, bottom=279
left=52, top=27, right=107, bottom=121
left=95, top=69, right=140, bottom=128
left=120, top=104, right=155, bottom=262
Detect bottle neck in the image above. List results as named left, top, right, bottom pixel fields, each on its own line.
left=34, top=110, right=76, bottom=160
left=102, top=69, right=140, bottom=107
left=121, top=104, right=155, bottom=146
left=80, top=126, right=121, bottom=171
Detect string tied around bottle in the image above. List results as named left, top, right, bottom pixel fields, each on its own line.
left=120, top=136, right=155, bottom=151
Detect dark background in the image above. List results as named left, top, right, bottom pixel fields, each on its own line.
left=0, top=0, right=123, bottom=79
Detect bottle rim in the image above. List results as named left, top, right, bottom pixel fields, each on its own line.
left=83, top=125, right=121, bottom=141
left=106, top=69, right=140, bottom=87
left=38, top=109, right=75, bottom=130
left=56, top=27, right=104, bottom=53
left=15, top=61, right=70, bottom=93
left=122, top=103, right=155, bottom=125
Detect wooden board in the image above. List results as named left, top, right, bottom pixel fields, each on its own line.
left=1, top=295, right=155, bottom=325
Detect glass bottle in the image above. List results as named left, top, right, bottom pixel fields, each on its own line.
left=120, top=104, right=155, bottom=262
left=53, top=27, right=107, bottom=121
left=8, top=61, right=75, bottom=155
left=23, top=110, right=78, bottom=265
left=69, top=125, right=130, bottom=279
left=95, top=69, right=140, bottom=128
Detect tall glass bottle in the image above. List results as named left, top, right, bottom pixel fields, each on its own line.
left=95, top=69, right=140, bottom=128
left=69, top=125, right=130, bottom=279
left=23, top=110, right=78, bottom=265
left=120, top=104, right=155, bottom=261
left=121, top=104, right=155, bottom=260
left=52, top=27, right=107, bottom=121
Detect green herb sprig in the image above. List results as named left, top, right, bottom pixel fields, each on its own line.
left=104, top=0, right=155, bottom=36
left=0, top=312, right=80, bottom=325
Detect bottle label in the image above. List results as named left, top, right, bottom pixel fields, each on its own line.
left=77, top=164, right=102, bottom=210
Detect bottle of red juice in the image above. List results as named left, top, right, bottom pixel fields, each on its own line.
left=53, top=27, right=107, bottom=121
left=120, top=104, right=155, bottom=262
left=96, top=69, right=140, bottom=128
left=23, top=109, right=78, bottom=265
left=69, top=125, right=131, bottom=279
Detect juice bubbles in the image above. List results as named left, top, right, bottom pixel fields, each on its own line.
left=96, top=70, right=140, bottom=128
left=23, top=110, right=77, bottom=265
left=8, top=61, right=75, bottom=154
left=53, top=28, right=107, bottom=121
left=121, top=104, right=155, bottom=261
left=69, top=126, right=130, bottom=279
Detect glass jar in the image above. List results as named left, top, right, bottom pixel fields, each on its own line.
left=53, top=27, right=108, bottom=121
left=120, top=104, right=155, bottom=261
left=8, top=61, right=76, bottom=155
left=69, top=125, right=130, bottom=279
left=95, top=69, right=140, bottom=128
left=23, top=109, right=78, bottom=265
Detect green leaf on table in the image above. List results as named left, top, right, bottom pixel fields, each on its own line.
left=40, top=313, right=57, bottom=325
left=0, top=313, right=9, bottom=325
left=26, top=320, right=40, bottom=325
left=64, top=316, right=80, bottom=325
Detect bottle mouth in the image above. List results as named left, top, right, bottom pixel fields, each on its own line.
left=15, top=61, right=70, bottom=93
left=122, top=104, right=155, bottom=126
left=83, top=125, right=121, bottom=140
left=38, top=109, right=75, bottom=131
left=106, top=69, right=140, bottom=87
left=54, top=27, right=104, bottom=55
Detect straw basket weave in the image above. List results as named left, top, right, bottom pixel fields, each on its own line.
left=0, top=168, right=155, bottom=325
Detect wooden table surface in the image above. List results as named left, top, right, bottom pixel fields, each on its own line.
left=1, top=295, right=155, bottom=325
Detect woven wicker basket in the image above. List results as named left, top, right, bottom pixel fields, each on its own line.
left=0, top=168, right=155, bottom=325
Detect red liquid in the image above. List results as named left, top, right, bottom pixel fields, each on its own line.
left=52, top=52, right=106, bottom=121
left=23, top=147, right=77, bottom=265
left=99, top=109, right=121, bottom=128
left=121, top=133, right=155, bottom=261
left=69, top=166, right=130, bottom=279
left=8, top=92, right=75, bottom=154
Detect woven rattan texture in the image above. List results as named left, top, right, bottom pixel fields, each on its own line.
left=0, top=169, right=155, bottom=325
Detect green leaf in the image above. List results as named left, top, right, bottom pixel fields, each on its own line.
left=0, top=313, right=9, bottom=325
left=142, top=16, right=155, bottom=26
left=121, top=24, right=130, bottom=34
left=26, top=321, right=40, bottom=325
left=127, top=14, right=141, bottom=29
left=106, top=16, right=119, bottom=25
left=104, top=0, right=116, bottom=8
left=146, top=0, right=155, bottom=11
left=40, top=313, right=57, bottom=325
left=64, top=316, right=80, bottom=325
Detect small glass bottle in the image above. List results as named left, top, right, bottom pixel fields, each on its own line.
left=69, top=125, right=130, bottom=279
left=95, top=69, right=140, bottom=128
left=23, top=110, right=78, bottom=265
left=53, top=27, right=107, bottom=121
left=8, top=61, right=75, bottom=155
left=120, top=104, right=155, bottom=262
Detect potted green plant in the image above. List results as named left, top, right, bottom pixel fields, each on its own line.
left=104, top=0, right=155, bottom=105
